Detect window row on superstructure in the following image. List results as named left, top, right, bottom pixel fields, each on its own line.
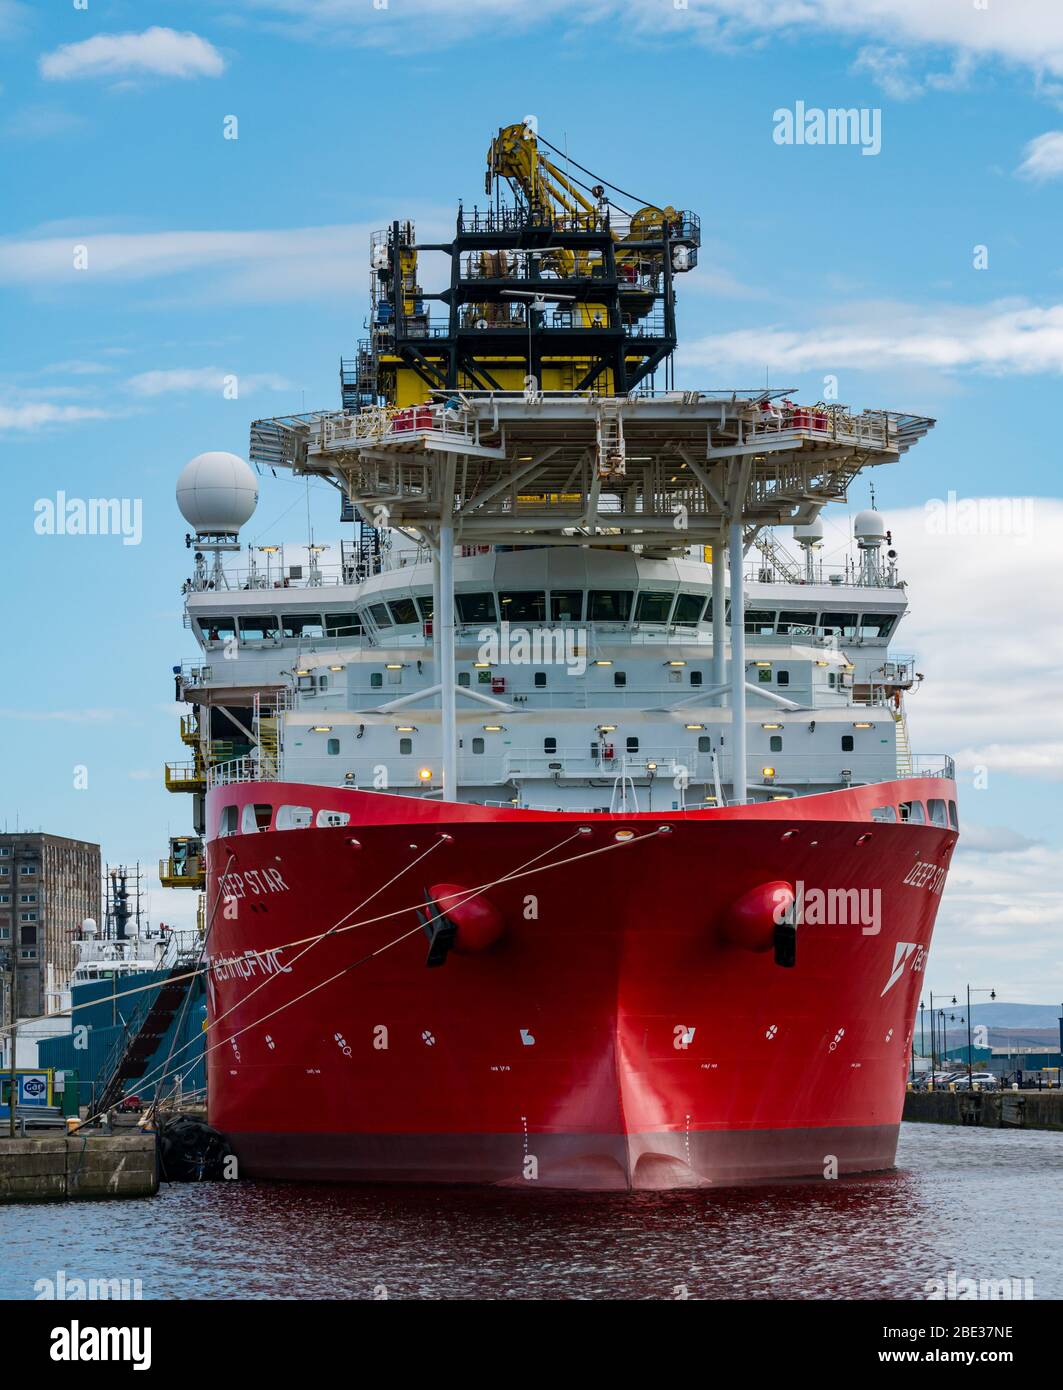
left=192, top=594, right=899, bottom=646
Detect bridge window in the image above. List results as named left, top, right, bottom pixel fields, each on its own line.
left=859, top=613, right=897, bottom=639
left=219, top=805, right=238, bottom=837
left=614, top=671, right=627, bottom=687
left=744, top=610, right=777, bottom=635
left=820, top=612, right=859, bottom=638
left=326, top=739, right=340, bottom=755
left=368, top=603, right=392, bottom=628
left=690, top=671, right=703, bottom=686
left=238, top=615, right=280, bottom=643
left=499, top=591, right=545, bottom=622
left=282, top=614, right=325, bottom=639
left=948, top=800, right=959, bottom=829
left=841, top=735, right=854, bottom=752
left=416, top=595, right=434, bottom=621
left=201, top=617, right=237, bottom=644
left=472, top=738, right=485, bottom=754
left=544, top=737, right=557, bottom=754
left=899, top=800, right=926, bottom=824
left=698, top=736, right=712, bottom=753
left=777, top=669, right=790, bottom=686
left=928, top=798, right=949, bottom=827
left=457, top=593, right=497, bottom=622
left=399, top=738, right=412, bottom=755
left=534, top=672, right=547, bottom=688
left=370, top=672, right=383, bottom=689
left=550, top=590, right=583, bottom=621
left=769, top=735, right=782, bottom=753
left=324, top=611, right=363, bottom=637
left=777, top=610, right=816, bottom=636
left=388, top=598, right=419, bottom=625
left=588, top=590, right=632, bottom=622
left=626, top=737, right=639, bottom=753
left=635, top=591, right=674, bottom=624
left=673, top=593, right=706, bottom=626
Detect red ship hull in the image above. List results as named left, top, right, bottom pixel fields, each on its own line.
left=204, top=779, right=955, bottom=1190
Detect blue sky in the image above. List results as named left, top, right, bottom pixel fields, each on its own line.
left=1, top=0, right=1061, bottom=1003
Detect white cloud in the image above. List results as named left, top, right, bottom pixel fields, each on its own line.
left=814, top=501, right=1063, bottom=784
left=239, top=0, right=1063, bottom=81
left=851, top=46, right=925, bottom=100
left=125, top=367, right=290, bottom=396
left=1017, top=130, right=1063, bottom=181
left=682, top=299, right=1063, bottom=378
left=931, top=839, right=1063, bottom=1002
left=955, top=825, right=1040, bottom=855
left=0, top=215, right=449, bottom=302
left=0, top=402, right=109, bottom=430
left=39, top=27, right=224, bottom=82
left=1, top=106, right=86, bottom=140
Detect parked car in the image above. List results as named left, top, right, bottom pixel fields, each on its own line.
left=952, top=1073, right=999, bottom=1091
left=117, top=1094, right=144, bottom=1113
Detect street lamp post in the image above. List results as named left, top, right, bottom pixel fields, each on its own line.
left=966, top=985, right=997, bottom=1087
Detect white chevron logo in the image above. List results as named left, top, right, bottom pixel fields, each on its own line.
left=881, top=942, right=918, bottom=997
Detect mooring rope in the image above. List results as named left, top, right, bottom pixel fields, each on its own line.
left=115, top=827, right=595, bottom=1108
left=90, top=826, right=665, bottom=1119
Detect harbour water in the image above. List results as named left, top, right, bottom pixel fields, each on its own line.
left=3, top=1124, right=1060, bottom=1300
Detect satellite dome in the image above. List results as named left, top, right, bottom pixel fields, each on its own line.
left=792, top=518, right=824, bottom=544
left=176, top=452, right=258, bottom=534
left=854, top=509, right=886, bottom=542
left=80, top=917, right=97, bottom=937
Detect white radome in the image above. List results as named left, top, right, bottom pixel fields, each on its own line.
left=853, top=509, right=886, bottom=542
left=176, top=452, right=258, bottom=534
left=792, top=518, right=824, bottom=544
left=80, top=917, right=97, bottom=937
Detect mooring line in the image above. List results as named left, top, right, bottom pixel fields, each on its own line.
left=109, top=828, right=665, bottom=1112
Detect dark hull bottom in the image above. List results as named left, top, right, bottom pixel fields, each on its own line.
left=229, top=1125, right=900, bottom=1191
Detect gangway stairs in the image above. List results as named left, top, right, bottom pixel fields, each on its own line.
left=893, top=708, right=913, bottom=777
left=93, top=968, right=196, bottom=1115
left=596, top=399, right=626, bottom=478
left=754, top=531, right=803, bottom=584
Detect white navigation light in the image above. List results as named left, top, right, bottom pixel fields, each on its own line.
left=177, top=451, right=258, bottom=535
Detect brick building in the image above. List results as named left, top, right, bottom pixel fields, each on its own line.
left=0, top=832, right=101, bottom=1021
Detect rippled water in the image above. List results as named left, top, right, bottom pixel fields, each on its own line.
left=3, top=1124, right=1061, bottom=1300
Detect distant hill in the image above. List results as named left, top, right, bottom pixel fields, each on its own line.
left=968, top=1003, right=1062, bottom=1029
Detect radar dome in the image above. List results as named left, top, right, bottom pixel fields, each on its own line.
left=80, top=917, right=97, bottom=937
left=177, top=452, right=258, bottom=535
left=792, top=518, right=824, bottom=544
left=853, top=509, right=886, bottom=542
